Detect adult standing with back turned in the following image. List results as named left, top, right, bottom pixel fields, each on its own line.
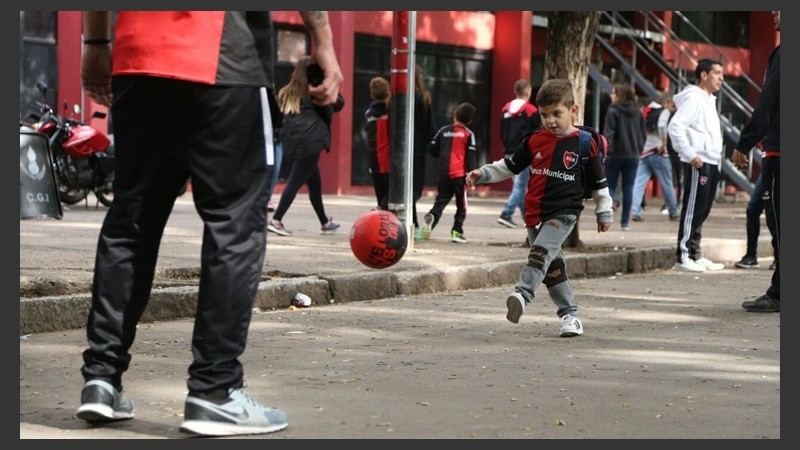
left=78, top=11, right=342, bottom=437
left=732, top=10, right=780, bottom=312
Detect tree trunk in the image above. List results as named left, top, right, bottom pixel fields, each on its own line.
left=544, top=11, right=601, bottom=248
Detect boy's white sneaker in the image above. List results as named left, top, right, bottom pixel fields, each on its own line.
left=559, top=314, right=583, bottom=337
left=506, top=292, right=526, bottom=324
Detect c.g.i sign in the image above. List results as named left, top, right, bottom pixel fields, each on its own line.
left=20, top=130, right=62, bottom=219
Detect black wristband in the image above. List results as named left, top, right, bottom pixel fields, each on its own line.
left=83, top=38, right=111, bottom=45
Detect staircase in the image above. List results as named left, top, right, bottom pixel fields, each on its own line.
left=590, top=11, right=761, bottom=194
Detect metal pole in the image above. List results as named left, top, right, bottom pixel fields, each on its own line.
left=404, top=12, right=416, bottom=247
left=389, top=11, right=414, bottom=244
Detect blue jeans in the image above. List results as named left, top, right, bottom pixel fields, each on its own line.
left=267, top=139, right=284, bottom=201
left=500, top=168, right=530, bottom=219
left=604, top=158, right=639, bottom=227
left=631, top=153, right=678, bottom=217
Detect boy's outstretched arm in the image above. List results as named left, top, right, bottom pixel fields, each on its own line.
left=465, top=159, right=514, bottom=187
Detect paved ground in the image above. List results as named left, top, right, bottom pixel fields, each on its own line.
left=19, top=192, right=780, bottom=439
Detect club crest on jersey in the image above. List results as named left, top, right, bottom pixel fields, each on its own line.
left=563, top=151, right=579, bottom=169
left=700, top=176, right=708, bottom=185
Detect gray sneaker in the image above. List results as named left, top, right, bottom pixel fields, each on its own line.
left=320, top=217, right=341, bottom=235
left=76, top=380, right=135, bottom=422
left=267, top=219, right=292, bottom=236
left=180, top=388, right=289, bottom=437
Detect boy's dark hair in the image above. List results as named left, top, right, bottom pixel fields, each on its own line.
left=454, top=102, right=476, bottom=125
left=535, top=79, right=574, bottom=107
left=695, top=58, right=722, bottom=80
left=514, top=79, right=532, bottom=97
left=369, top=77, right=390, bottom=102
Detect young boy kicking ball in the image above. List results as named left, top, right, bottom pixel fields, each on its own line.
left=466, top=79, right=613, bottom=337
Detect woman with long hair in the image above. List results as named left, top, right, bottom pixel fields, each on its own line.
left=412, top=64, right=436, bottom=239
left=268, top=57, right=345, bottom=236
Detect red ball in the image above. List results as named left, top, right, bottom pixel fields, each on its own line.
left=349, top=210, right=408, bottom=269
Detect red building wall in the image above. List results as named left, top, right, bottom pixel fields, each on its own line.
left=56, top=11, right=777, bottom=196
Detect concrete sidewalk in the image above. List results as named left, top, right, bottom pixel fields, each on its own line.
left=20, top=193, right=774, bottom=335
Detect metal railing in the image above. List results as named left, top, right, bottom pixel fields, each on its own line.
left=591, top=11, right=761, bottom=194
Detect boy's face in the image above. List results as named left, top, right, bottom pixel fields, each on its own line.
left=538, top=102, right=578, bottom=136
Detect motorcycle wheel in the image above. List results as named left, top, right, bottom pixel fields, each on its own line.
left=58, top=185, right=90, bottom=205
left=95, top=187, right=114, bottom=207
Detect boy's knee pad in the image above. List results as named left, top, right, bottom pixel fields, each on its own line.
left=543, top=257, right=567, bottom=287
left=526, top=245, right=548, bottom=271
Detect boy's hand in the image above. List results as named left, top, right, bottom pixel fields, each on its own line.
left=597, top=222, right=611, bottom=233
left=465, top=169, right=482, bottom=187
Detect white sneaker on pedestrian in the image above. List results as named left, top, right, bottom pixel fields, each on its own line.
left=694, top=257, right=724, bottom=271
left=559, top=314, right=583, bottom=337
left=506, top=292, right=526, bottom=324
left=673, top=259, right=706, bottom=272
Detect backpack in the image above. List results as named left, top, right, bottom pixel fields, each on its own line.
left=643, top=105, right=662, bottom=134
left=576, top=125, right=607, bottom=199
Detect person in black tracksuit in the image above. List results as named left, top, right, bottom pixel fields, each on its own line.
left=420, top=102, right=478, bottom=243
left=732, top=10, right=780, bottom=312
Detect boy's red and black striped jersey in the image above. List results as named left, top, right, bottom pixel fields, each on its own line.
left=429, top=124, right=478, bottom=180
left=364, top=101, right=391, bottom=174
left=505, top=127, right=608, bottom=225
left=112, top=11, right=274, bottom=87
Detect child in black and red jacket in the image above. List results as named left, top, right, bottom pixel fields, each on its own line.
left=466, top=79, right=612, bottom=337
left=364, top=77, right=391, bottom=210
left=420, top=102, right=478, bottom=244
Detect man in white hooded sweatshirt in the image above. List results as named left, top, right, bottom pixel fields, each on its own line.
left=668, top=58, right=725, bottom=273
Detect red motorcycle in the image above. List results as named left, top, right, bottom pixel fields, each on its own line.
left=22, top=82, right=115, bottom=207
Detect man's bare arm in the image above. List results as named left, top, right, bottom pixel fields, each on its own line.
left=298, top=11, right=343, bottom=106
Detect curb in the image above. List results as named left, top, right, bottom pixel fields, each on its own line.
left=19, top=246, right=675, bottom=335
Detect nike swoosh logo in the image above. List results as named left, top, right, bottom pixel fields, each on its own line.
left=193, top=399, right=250, bottom=422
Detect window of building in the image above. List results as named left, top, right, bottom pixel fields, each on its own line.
left=673, top=11, right=750, bottom=48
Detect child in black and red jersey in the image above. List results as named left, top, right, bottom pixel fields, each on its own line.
left=420, top=102, right=478, bottom=244
left=364, top=77, right=391, bottom=210
left=466, top=79, right=613, bottom=337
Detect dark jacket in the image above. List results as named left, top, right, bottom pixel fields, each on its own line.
left=603, top=103, right=646, bottom=159
left=736, top=45, right=779, bottom=154
left=282, top=93, right=345, bottom=159
left=500, top=100, right=541, bottom=155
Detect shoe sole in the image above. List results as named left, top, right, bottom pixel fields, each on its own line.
left=497, top=218, right=518, bottom=229
left=506, top=295, right=523, bottom=324
left=76, top=404, right=134, bottom=422
left=734, top=263, right=759, bottom=269
left=320, top=229, right=339, bottom=235
left=673, top=264, right=705, bottom=273
left=267, top=226, right=291, bottom=237
left=742, top=306, right=780, bottom=312
left=559, top=329, right=584, bottom=337
left=180, top=420, right=288, bottom=437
